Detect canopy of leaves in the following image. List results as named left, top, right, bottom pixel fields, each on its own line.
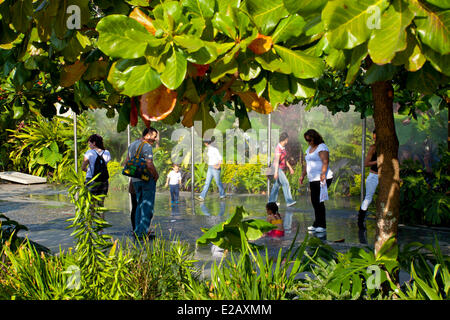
left=0, top=0, right=448, bottom=130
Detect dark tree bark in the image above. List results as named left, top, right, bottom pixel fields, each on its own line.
left=371, top=80, right=400, bottom=255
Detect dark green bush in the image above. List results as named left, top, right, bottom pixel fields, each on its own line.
left=399, top=145, right=450, bottom=226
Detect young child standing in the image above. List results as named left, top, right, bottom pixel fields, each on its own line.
left=266, top=202, right=285, bottom=238
left=165, top=164, right=182, bottom=204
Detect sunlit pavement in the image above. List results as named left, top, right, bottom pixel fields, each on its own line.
left=1, top=183, right=449, bottom=259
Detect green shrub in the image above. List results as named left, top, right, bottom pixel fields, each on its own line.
left=399, top=145, right=450, bottom=226
left=7, top=114, right=92, bottom=183
left=394, top=239, right=449, bottom=300
left=0, top=170, right=199, bottom=300
left=127, top=233, right=198, bottom=300
left=186, top=229, right=310, bottom=300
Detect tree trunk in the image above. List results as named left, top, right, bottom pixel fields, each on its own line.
left=371, top=80, right=400, bottom=255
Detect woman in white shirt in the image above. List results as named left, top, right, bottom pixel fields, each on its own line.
left=81, top=134, right=111, bottom=204
left=197, top=136, right=226, bottom=201
left=299, top=129, right=333, bottom=233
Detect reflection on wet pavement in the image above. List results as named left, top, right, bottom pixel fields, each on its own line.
left=1, top=183, right=449, bottom=258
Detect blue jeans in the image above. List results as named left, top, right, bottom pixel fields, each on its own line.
left=133, top=179, right=156, bottom=237
left=200, top=166, right=225, bottom=199
left=169, top=184, right=179, bottom=202
left=269, top=168, right=294, bottom=204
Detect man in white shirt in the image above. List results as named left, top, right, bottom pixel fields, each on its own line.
left=197, top=136, right=226, bottom=201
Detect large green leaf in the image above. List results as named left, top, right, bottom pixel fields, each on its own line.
left=345, top=42, right=368, bottom=84
left=11, top=0, right=33, bottom=33
left=422, top=45, right=450, bottom=76
left=375, top=236, right=398, bottom=273
left=363, top=63, right=396, bottom=84
left=238, top=57, right=261, bottom=81
left=37, top=142, right=63, bottom=168
left=193, top=102, right=216, bottom=136
left=252, top=75, right=267, bottom=97
left=255, top=50, right=291, bottom=74
left=406, top=63, right=442, bottom=95
left=161, top=49, right=187, bottom=90
left=83, top=61, right=109, bottom=81
left=157, top=1, right=186, bottom=29
left=217, top=0, right=240, bottom=14
left=174, top=35, right=204, bottom=53
left=323, top=0, right=389, bottom=50
left=368, top=0, right=415, bottom=65
left=289, top=77, right=316, bottom=98
left=245, top=0, right=289, bottom=34
left=271, top=14, right=306, bottom=44
left=182, top=0, right=216, bottom=19
left=212, top=12, right=237, bottom=39
left=325, top=48, right=346, bottom=70
left=425, top=0, right=450, bottom=9
left=196, top=206, right=275, bottom=250
left=231, top=8, right=252, bottom=39
left=12, top=63, right=31, bottom=88
left=268, top=73, right=290, bottom=108
left=96, top=15, right=162, bottom=59
left=283, top=0, right=328, bottom=15
left=274, top=44, right=325, bottom=79
left=186, top=42, right=220, bottom=64
left=117, top=100, right=131, bottom=133
left=289, top=14, right=324, bottom=48
left=106, top=58, right=146, bottom=92
left=243, top=219, right=277, bottom=240
left=411, top=0, right=450, bottom=55
left=391, top=33, right=426, bottom=72
left=0, top=20, right=18, bottom=45
left=210, top=58, right=238, bottom=83
left=122, top=64, right=162, bottom=97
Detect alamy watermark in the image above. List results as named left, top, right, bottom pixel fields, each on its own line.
left=66, top=5, right=81, bottom=30
left=366, top=265, right=381, bottom=290
left=64, top=265, right=81, bottom=290
left=366, top=5, right=382, bottom=30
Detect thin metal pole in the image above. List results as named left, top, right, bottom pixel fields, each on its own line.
left=191, top=126, right=195, bottom=200
left=127, top=125, right=132, bottom=210
left=74, top=112, right=78, bottom=173
left=127, top=124, right=131, bottom=146
left=361, top=118, right=366, bottom=203
left=267, top=113, right=272, bottom=202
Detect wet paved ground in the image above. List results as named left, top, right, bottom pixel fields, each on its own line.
left=1, top=182, right=449, bottom=260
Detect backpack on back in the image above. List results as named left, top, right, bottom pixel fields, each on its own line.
left=93, top=151, right=109, bottom=182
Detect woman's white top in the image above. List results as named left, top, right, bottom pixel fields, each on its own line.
left=84, top=149, right=111, bottom=180
left=305, top=143, right=333, bottom=182
left=167, top=170, right=182, bottom=185
left=206, top=145, right=222, bottom=166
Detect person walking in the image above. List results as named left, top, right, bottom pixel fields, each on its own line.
left=300, top=129, right=333, bottom=233
left=358, top=130, right=378, bottom=230
left=125, top=127, right=159, bottom=239
left=269, top=132, right=296, bottom=207
left=81, top=134, right=111, bottom=209
left=196, top=136, right=226, bottom=201
left=165, top=164, right=182, bottom=204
